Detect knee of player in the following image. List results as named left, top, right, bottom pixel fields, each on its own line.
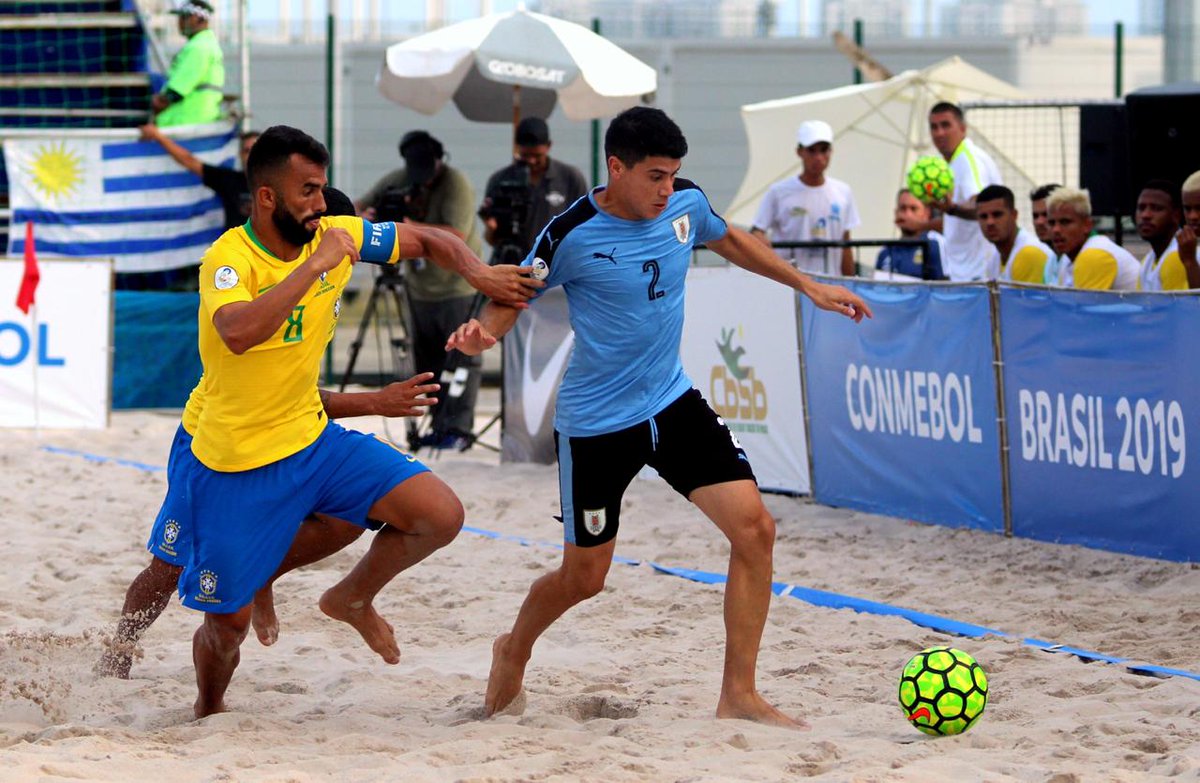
left=202, top=610, right=251, bottom=649
left=731, top=509, right=776, bottom=553
left=563, top=563, right=608, bottom=601
left=429, top=500, right=465, bottom=546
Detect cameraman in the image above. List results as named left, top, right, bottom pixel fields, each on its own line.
left=356, top=130, right=485, bottom=449
left=480, top=117, right=588, bottom=264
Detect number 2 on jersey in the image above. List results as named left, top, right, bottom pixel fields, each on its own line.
left=643, top=260, right=665, bottom=302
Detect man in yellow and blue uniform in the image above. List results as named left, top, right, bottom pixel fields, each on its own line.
left=1135, top=179, right=1190, bottom=291
left=179, top=125, right=540, bottom=718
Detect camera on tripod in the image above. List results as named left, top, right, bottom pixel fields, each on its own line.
left=479, top=161, right=533, bottom=264
left=375, top=182, right=426, bottom=225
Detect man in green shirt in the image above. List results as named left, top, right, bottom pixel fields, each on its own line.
left=357, top=131, right=485, bottom=449
left=152, top=1, right=225, bottom=127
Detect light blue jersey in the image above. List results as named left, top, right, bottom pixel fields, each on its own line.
left=523, top=180, right=728, bottom=436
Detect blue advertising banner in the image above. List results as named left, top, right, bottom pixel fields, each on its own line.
left=802, top=281, right=1003, bottom=531
left=1000, top=287, right=1200, bottom=561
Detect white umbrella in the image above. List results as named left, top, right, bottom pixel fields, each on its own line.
left=726, top=58, right=1029, bottom=243
left=376, top=6, right=656, bottom=128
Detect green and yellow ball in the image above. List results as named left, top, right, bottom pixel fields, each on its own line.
left=898, top=646, right=988, bottom=736
left=907, top=155, right=955, bottom=203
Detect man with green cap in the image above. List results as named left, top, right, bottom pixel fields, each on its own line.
left=152, top=0, right=225, bottom=127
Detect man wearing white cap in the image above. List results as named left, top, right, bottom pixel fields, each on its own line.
left=751, top=120, right=860, bottom=276
left=152, top=1, right=224, bottom=127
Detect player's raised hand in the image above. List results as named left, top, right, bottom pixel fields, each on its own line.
left=373, top=372, right=439, bottom=418
left=807, top=281, right=873, bottom=323
left=470, top=264, right=543, bottom=308
left=309, top=227, right=358, bottom=275
left=445, top=318, right=498, bottom=355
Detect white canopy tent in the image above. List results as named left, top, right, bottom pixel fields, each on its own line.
left=726, top=58, right=1030, bottom=249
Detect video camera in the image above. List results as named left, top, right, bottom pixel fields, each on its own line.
left=478, top=161, right=533, bottom=262
left=375, top=182, right=426, bottom=224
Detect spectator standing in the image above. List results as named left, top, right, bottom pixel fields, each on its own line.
left=1046, top=187, right=1138, bottom=290
left=875, top=189, right=946, bottom=280
left=751, top=120, right=860, bottom=276
left=925, top=102, right=1002, bottom=281
left=152, top=1, right=224, bottom=127
left=480, top=117, right=588, bottom=264
left=977, top=185, right=1054, bottom=283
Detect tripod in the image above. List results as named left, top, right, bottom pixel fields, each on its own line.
left=339, top=263, right=421, bottom=449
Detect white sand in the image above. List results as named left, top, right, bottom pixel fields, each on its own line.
left=2, top=406, right=1200, bottom=782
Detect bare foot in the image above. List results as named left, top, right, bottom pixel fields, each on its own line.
left=717, top=691, right=810, bottom=729
left=94, top=649, right=133, bottom=679
left=484, top=633, right=529, bottom=717
left=318, top=587, right=400, bottom=664
left=251, top=586, right=279, bottom=646
left=194, top=696, right=227, bottom=719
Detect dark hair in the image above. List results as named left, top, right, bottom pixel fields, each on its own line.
left=398, top=130, right=444, bottom=160
left=1140, top=178, right=1180, bottom=209
left=928, top=102, right=964, bottom=122
left=977, top=184, right=1015, bottom=210
left=322, top=186, right=356, bottom=217
left=246, top=125, right=329, bottom=189
left=604, top=107, right=688, bottom=167
left=1029, top=183, right=1061, bottom=202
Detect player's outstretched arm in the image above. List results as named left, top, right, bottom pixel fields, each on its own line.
left=213, top=228, right=358, bottom=354
left=395, top=225, right=542, bottom=307
left=319, top=373, right=440, bottom=419
left=707, top=226, right=872, bottom=323
left=445, top=301, right=521, bottom=356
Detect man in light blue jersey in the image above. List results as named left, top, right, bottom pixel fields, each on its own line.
left=448, top=107, right=871, bottom=728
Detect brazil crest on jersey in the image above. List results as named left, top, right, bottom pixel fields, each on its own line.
left=522, top=180, right=728, bottom=436
left=193, top=215, right=404, bottom=471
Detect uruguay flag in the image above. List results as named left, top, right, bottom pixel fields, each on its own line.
left=4, top=121, right=236, bottom=273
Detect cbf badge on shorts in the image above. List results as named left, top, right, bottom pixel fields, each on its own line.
left=194, top=569, right=222, bottom=605
left=583, top=508, right=607, bottom=536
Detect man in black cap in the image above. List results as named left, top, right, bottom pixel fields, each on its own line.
left=480, top=117, right=589, bottom=264
left=356, top=131, right=485, bottom=449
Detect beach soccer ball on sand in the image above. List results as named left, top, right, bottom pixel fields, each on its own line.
left=898, top=646, right=988, bottom=736
left=907, top=155, right=954, bottom=203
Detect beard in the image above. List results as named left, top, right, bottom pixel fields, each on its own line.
left=272, top=199, right=320, bottom=246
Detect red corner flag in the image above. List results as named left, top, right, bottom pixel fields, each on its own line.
left=16, top=222, right=39, bottom=314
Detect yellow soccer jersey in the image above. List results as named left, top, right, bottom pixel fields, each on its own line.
left=192, top=215, right=405, bottom=471
left=1139, top=237, right=1188, bottom=291
left=989, top=228, right=1052, bottom=283
left=180, top=377, right=206, bottom=435
left=1057, top=235, right=1139, bottom=291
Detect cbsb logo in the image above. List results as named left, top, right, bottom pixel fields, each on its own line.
left=0, top=322, right=65, bottom=367
left=709, top=326, right=767, bottom=422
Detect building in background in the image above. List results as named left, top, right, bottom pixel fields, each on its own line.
left=819, top=0, right=911, bottom=38
left=536, top=0, right=776, bottom=38
left=941, top=0, right=1087, bottom=39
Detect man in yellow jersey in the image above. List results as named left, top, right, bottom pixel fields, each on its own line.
left=924, top=102, right=1002, bottom=281
left=977, top=184, right=1054, bottom=283
left=95, top=190, right=447, bottom=680
left=152, top=1, right=224, bottom=127
left=1179, top=170, right=1200, bottom=289
left=1135, top=179, right=1191, bottom=291
left=1046, top=187, right=1139, bottom=290
left=178, top=126, right=539, bottom=718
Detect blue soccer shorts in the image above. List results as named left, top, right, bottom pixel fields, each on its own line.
left=145, top=423, right=197, bottom=568
left=178, top=421, right=429, bottom=613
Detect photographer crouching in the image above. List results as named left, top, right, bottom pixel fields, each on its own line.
left=356, top=130, right=485, bottom=449
left=479, top=117, right=588, bottom=265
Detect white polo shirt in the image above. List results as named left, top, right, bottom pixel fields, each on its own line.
left=943, top=138, right=1002, bottom=282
